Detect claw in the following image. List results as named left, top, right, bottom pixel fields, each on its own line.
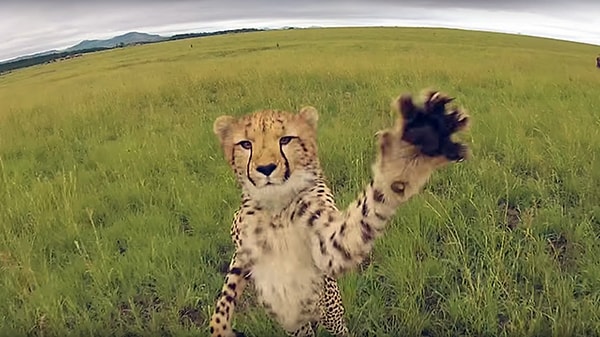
left=424, top=91, right=454, bottom=115
left=442, top=142, right=468, bottom=162
left=443, top=110, right=469, bottom=133
left=396, top=89, right=469, bottom=161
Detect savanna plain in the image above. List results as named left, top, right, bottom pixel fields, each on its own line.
left=1, top=27, right=600, bottom=337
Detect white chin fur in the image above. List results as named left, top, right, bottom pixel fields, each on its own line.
left=243, top=171, right=316, bottom=211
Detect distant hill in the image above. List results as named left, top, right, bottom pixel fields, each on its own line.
left=0, top=31, right=168, bottom=67
left=0, top=28, right=266, bottom=73
left=65, top=32, right=168, bottom=51
left=7, top=49, right=60, bottom=63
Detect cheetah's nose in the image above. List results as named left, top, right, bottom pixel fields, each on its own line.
left=256, top=163, right=277, bottom=176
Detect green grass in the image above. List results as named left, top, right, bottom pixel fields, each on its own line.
left=1, top=26, right=600, bottom=337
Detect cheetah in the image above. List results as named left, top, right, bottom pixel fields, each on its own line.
left=209, top=89, right=471, bottom=337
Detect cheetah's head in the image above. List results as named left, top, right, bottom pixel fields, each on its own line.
left=213, top=107, right=320, bottom=207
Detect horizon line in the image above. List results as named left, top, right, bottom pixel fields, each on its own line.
left=2, top=24, right=600, bottom=64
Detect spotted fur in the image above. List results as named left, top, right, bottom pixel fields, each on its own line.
left=209, top=90, right=470, bottom=337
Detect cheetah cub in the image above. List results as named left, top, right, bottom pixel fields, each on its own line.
left=209, top=90, right=471, bottom=337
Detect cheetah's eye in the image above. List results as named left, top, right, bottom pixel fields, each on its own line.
left=237, top=140, right=252, bottom=150
left=279, top=136, right=294, bottom=145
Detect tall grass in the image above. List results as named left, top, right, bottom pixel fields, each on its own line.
left=1, top=27, right=599, bottom=336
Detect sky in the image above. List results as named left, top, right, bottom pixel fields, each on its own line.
left=2, top=0, right=600, bottom=62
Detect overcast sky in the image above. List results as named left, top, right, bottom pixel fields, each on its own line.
left=2, top=0, right=599, bottom=62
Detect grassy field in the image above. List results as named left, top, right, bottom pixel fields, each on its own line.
left=1, top=26, right=600, bottom=337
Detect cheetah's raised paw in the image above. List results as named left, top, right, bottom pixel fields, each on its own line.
left=397, top=89, right=470, bottom=162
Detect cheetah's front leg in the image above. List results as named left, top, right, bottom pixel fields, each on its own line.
left=285, top=276, right=350, bottom=337
left=318, top=275, right=350, bottom=336
left=209, top=253, right=251, bottom=337
left=304, top=89, right=470, bottom=278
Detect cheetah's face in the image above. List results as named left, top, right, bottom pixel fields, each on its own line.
left=213, top=107, right=320, bottom=199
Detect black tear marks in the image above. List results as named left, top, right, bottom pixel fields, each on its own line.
left=245, top=146, right=255, bottom=186
left=279, top=141, right=291, bottom=181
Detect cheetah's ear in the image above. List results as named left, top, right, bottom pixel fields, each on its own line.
left=299, top=106, right=318, bottom=129
left=213, top=115, right=236, bottom=145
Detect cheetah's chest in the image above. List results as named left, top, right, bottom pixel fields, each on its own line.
left=246, top=217, right=323, bottom=331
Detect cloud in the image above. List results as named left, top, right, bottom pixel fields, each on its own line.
left=1, top=0, right=599, bottom=61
